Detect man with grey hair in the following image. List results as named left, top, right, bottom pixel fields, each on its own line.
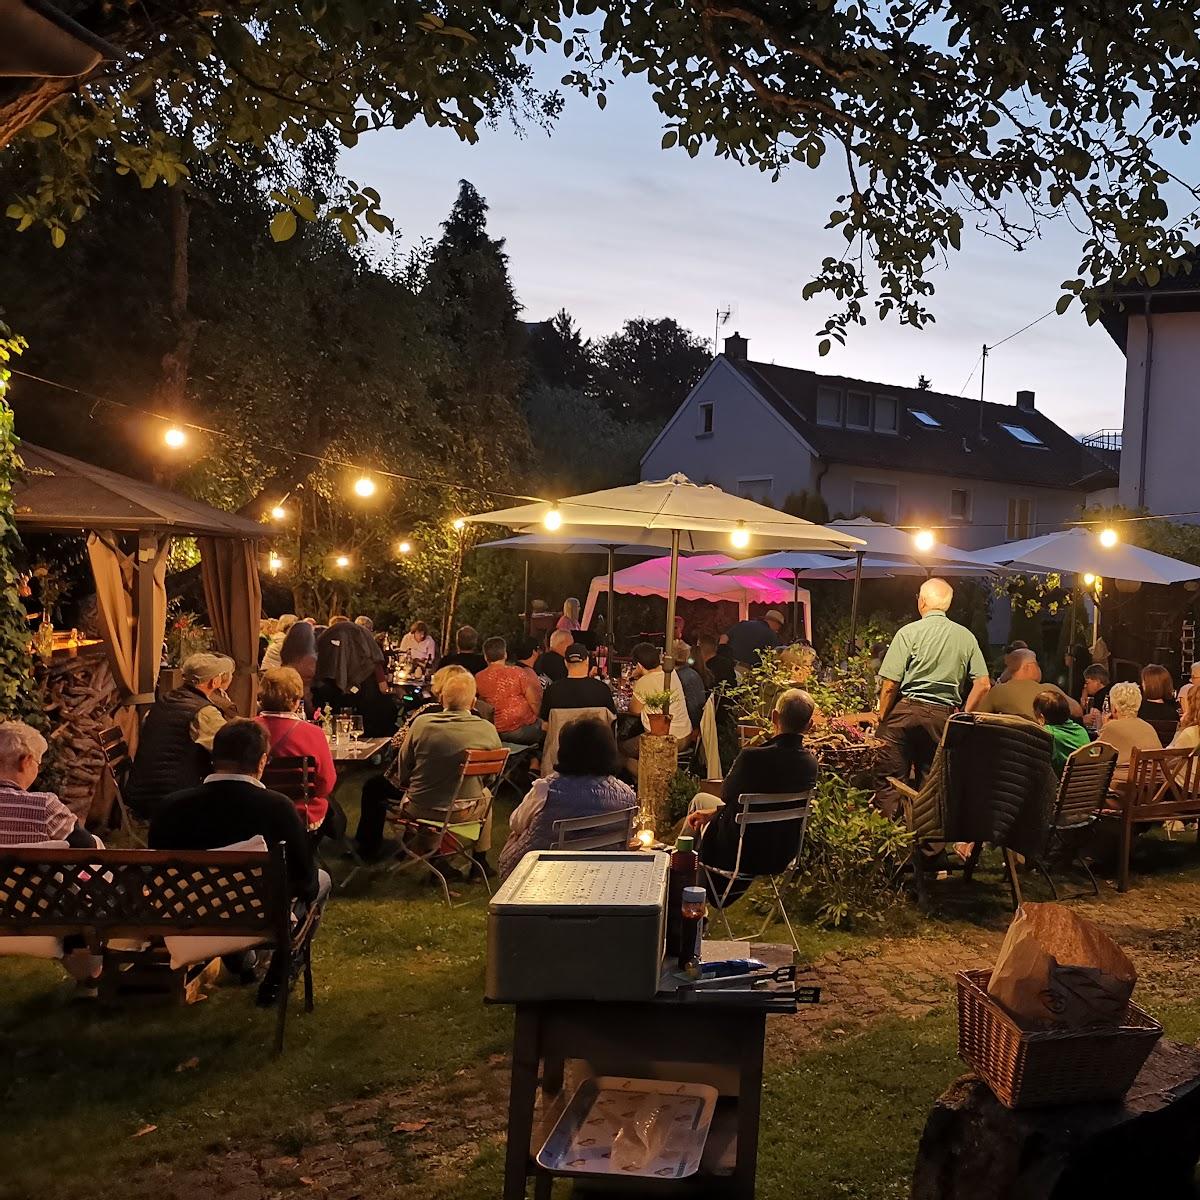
left=0, top=721, right=96, bottom=848
left=685, top=688, right=818, bottom=903
left=979, top=648, right=1081, bottom=722
left=125, top=652, right=237, bottom=817
left=872, top=578, right=991, bottom=818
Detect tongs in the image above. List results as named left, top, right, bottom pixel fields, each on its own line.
left=683, top=963, right=797, bottom=991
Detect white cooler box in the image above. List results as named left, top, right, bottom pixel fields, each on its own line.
left=486, top=850, right=669, bottom=1002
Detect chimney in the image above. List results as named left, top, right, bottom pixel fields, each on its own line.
left=1015, top=389, right=1036, bottom=411
left=724, top=331, right=748, bottom=361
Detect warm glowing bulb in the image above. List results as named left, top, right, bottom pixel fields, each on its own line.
left=543, top=507, right=563, bottom=532
left=270, top=504, right=287, bottom=521
left=637, top=828, right=655, bottom=848
left=268, top=552, right=282, bottom=573
left=353, top=476, right=376, bottom=498
left=913, top=529, right=936, bottom=553
left=1099, top=527, right=1118, bottom=548
left=335, top=554, right=350, bottom=569
left=397, top=541, right=412, bottom=555
left=730, top=523, right=750, bottom=549
left=1083, top=573, right=1096, bottom=586
left=451, top=517, right=466, bottom=532
left=164, top=426, right=187, bottom=449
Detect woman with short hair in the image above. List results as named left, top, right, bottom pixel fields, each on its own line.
left=1097, top=681, right=1163, bottom=782
left=1139, top=663, right=1179, bottom=720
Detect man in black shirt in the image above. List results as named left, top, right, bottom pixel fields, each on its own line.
left=439, top=625, right=488, bottom=675
left=541, top=644, right=618, bottom=726
left=534, top=629, right=572, bottom=686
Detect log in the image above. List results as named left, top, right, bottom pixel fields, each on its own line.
left=636, top=734, right=678, bottom=833
left=912, top=1040, right=1200, bottom=1200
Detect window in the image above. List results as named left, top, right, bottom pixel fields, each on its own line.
left=1000, top=422, right=1045, bottom=447
left=950, top=489, right=972, bottom=522
left=816, top=386, right=843, bottom=426
left=874, top=395, right=898, bottom=433
left=846, top=390, right=872, bottom=429
left=697, top=401, right=714, bottom=436
left=852, top=480, right=899, bottom=524
left=911, top=409, right=941, bottom=428
left=737, top=477, right=774, bottom=504
left=1007, top=497, right=1035, bottom=541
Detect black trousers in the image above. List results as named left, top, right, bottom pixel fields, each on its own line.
left=355, top=773, right=403, bottom=854
left=873, top=698, right=954, bottom=819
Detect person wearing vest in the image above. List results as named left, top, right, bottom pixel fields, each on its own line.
left=125, top=652, right=237, bottom=818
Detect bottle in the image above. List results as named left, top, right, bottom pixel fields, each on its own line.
left=666, top=835, right=699, bottom=959
left=678, top=886, right=707, bottom=972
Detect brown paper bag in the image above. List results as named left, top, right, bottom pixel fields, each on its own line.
left=987, top=903, right=1136, bottom=1029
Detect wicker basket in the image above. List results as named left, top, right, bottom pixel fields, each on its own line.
left=812, top=740, right=882, bottom=777
left=956, top=969, right=1162, bottom=1109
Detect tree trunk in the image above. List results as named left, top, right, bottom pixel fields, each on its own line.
left=155, top=186, right=198, bottom=415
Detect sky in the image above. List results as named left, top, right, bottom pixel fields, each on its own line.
left=347, top=69, right=1159, bottom=437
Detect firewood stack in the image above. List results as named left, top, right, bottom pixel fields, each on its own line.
left=43, top=648, right=121, bottom=821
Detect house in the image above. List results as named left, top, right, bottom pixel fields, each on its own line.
left=641, top=334, right=1117, bottom=551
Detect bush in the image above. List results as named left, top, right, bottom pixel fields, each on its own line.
left=665, top=767, right=701, bottom=827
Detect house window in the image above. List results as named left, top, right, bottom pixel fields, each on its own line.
left=874, top=395, right=898, bottom=433
left=846, top=391, right=872, bottom=429
left=816, top=386, right=843, bottom=426
left=1000, top=422, right=1045, bottom=447
left=1007, top=497, right=1035, bottom=540
left=737, top=477, right=774, bottom=505
left=698, top=401, right=714, bottom=436
left=950, top=489, right=972, bottom=522
left=852, top=480, right=899, bottom=524
left=911, top=409, right=941, bottom=427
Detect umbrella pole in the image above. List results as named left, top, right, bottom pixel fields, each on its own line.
left=523, top=557, right=530, bottom=636
left=848, top=551, right=864, bottom=656
left=607, top=546, right=616, bottom=646
left=664, top=529, right=680, bottom=675
left=792, top=570, right=800, bottom=641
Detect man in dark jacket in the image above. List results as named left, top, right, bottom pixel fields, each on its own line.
left=686, top=688, right=818, bottom=904
left=125, top=652, right=237, bottom=817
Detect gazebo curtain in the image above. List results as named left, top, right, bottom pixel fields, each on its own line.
left=200, top=536, right=262, bottom=716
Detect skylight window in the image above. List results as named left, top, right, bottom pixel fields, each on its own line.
left=1000, top=422, right=1045, bottom=446
left=911, top=409, right=941, bottom=427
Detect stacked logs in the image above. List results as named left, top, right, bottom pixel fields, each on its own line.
left=43, top=648, right=120, bottom=820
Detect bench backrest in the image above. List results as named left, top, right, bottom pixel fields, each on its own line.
left=262, top=755, right=318, bottom=805
left=0, top=846, right=290, bottom=948
left=1125, top=746, right=1200, bottom=821
left=1054, top=741, right=1118, bottom=830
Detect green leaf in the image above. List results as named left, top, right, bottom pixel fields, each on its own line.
left=1055, top=294, right=1073, bottom=315
left=269, top=211, right=297, bottom=242
left=28, top=121, right=56, bottom=138
left=818, top=339, right=831, bottom=356
left=50, top=227, right=65, bottom=249
left=1144, top=264, right=1161, bottom=287
left=661, top=129, right=677, bottom=149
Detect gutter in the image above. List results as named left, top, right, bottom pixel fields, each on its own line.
left=1138, top=294, right=1154, bottom=509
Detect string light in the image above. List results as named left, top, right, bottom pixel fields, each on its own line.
left=1099, top=527, right=1119, bottom=548
left=334, top=554, right=350, bottom=569
left=543, top=506, right=563, bottom=532
left=913, top=529, right=936, bottom=553
left=1083, top=573, right=1096, bottom=586
left=397, top=540, right=412, bottom=555
left=268, top=551, right=282, bottom=574
left=451, top=517, right=466, bottom=532
left=730, top=521, right=750, bottom=549
left=353, top=475, right=376, bottom=498
left=270, top=504, right=287, bottom=521
left=164, top=426, right=187, bottom=449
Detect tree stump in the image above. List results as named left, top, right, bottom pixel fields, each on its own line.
left=912, top=1040, right=1200, bottom=1200
left=636, top=734, right=678, bottom=833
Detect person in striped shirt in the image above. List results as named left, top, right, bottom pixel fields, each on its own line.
left=0, top=721, right=96, bottom=848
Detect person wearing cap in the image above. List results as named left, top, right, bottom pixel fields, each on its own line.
left=125, top=651, right=238, bottom=817
left=476, top=636, right=544, bottom=745
left=540, top=643, right=617, bottom=728
left=724, top=609, right=786, bottom=670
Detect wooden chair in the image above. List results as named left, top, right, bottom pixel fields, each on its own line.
left=97, top=724, right=144, bottom=846
left=262, top=755, right=319, bottom=825
left=1027, top=741, right=1117, bottom=898
left=552, top=806, right=637, bottom=852
left=1116, top=746, right=1200, bottom=891
left=389, top=747, right=510, bottom=906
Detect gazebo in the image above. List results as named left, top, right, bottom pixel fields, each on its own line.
left=13, top=443, right=266, bottom=720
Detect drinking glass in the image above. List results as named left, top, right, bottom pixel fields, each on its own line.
left=334, top=715, right=352, bottom=747
left=350, top=715, right=364, bottom=744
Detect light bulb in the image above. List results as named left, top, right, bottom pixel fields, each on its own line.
left=913, top=529, right=936, bottom=553
left=1083, top=573, right=1096, bottom=586
left=270, top=504, right=287, bottom=521
left=730, top=523, right=750, bottom=549
left=335, top=554, right=350, bottom=569
left=637, top=828, right=655, bottom=848
left=353, top=476, right=376, bottom=498
left=451, top=517, right=466, bottom=532
left=268, top=552, right=282, bottom=574
left=1099, top=527, right=1118, bottom=548
left=544, top=507, right=563, bottom=531
left=397, top=541, right=412, bottom=555
left=164, top=426, right=187, bottom=449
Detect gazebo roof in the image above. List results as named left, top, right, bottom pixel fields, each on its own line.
left=13, top=443, right=266, bottom=538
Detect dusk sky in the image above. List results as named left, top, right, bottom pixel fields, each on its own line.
left=348, top=68, right=1138, bottom=437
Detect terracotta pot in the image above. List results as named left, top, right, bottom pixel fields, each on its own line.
left=647, top=712, right=671, bottom=736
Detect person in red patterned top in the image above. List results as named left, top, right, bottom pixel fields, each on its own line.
left=0, top=721, right=96, bottom=848
left=475, top=637, right=543, bottom=745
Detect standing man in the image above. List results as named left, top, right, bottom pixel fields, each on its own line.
left=873, top=578, right=990, bottom=819
left=724, top=609, right=786, bottom=671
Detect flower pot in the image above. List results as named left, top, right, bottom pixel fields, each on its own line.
left=647, top=712, right=671, bottom=736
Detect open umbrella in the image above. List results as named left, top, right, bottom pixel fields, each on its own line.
left=466, top=474, right=863, bottom=658
left=972, top=527, right=1200, bottom=585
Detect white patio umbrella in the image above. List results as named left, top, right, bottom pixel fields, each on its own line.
left=466, top=474, right=863, bottom=656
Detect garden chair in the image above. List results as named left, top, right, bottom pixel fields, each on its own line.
left=388, top=746, right=510, bottom=906
left=495, top=741, right=537, bottom=806
left=1114, top=746, right=1200, bottom=892
left=262, top=754, right=361, bottom=886
left=1026, top=740, right=1117, bottom=899
left=552, top=805, right=637, bottom=852
left=700, top=791, right=812, bottom=954
left=97, top=724, right=144, bottom=846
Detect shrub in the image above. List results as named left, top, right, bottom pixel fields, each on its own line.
left=665, top=767, right=701, bottom=826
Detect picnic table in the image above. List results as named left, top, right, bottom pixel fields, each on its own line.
left=500, top=939, right=802, bottom=1199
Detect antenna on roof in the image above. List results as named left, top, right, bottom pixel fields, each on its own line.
left=977, top=342, right=988, bottom=441
left=714, top=304, right=733, bottom=354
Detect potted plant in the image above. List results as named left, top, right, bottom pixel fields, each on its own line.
left=641, top=690, right=674, bottom=736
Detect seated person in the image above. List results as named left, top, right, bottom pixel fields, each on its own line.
left=541, top=643, right=617, bottom=726
left=697, top=633, right=737, bottom=690
left=1032, top=688, right=1091, bottom=776
left=440, top=625, right=488, bottom=675
left=125, top=652, right=237, bottom=817
left=256, top=667, right=338, bottom=834
left=673, top=639, right=707, bottom=730
left=978, top=649, right=1081, bottom=722
left=622, top=642, right=692, bottom=765
left=1169, top=684, right=1200, bottom=751
left=1096, top=681, right=1163, bottom=784
left=995, top=640, right=1028, bottom=684
left=1177, top=661, right=1200, bottom=709
left=1080, top=663, right=1111, bottom=730
left=149, top=719, right=330, bottom=1004
left=1139, top=664, right=1180, bottom=723
left=686, top=689, right=818, bottom=905
left=534, top=629, right=573, bottom=685
left=475, top=636, right=543, bottom=745
left=498, top=717, right=637, bottom=880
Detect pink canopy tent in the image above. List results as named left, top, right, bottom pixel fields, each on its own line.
left=581, top=554, right=812, bottom=641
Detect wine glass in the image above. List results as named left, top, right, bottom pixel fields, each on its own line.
left=350, top=715, right=364, bottom=746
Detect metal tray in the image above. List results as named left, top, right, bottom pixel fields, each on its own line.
left=536, top=1075, right=717, bottom=1180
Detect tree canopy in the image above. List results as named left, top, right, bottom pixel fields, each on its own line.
left=7, top=1, right=1200, bottom=343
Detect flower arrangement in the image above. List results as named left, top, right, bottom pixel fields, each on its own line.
left=165, top=607, right=212, bottom=666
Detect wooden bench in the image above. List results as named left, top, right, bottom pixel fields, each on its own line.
left=0, top=845, right=317, bottom=1052
left=1116, top=746, right=1200, bottom=891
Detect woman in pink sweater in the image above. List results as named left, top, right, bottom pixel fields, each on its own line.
left=256, top=667, right=337, bottom=830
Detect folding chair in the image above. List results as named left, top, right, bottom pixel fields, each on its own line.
left=495, top=742, right=537, bottom=806
left=553, top=806, right=637, bottom=851
left=390, top=747, right=510, bottom=906
left=700, top=791, right=812, bottom=954
left=262, top=755, right=363, bottom=886
left=97, top=724, right=145, bottom=846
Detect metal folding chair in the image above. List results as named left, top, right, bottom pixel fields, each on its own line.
left=495, top=742, right=537, bottom=806
left=389, top=746, right=510, bottom=906
left=552, top=806, right=637, bottom=851
left=97, top=724, right=145, bottom=846
left=700, top=791, right=812, bottom=953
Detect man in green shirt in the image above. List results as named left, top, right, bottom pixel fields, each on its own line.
left=978, top=649, right=1082, bottom=723
left=873, top=578, right=991, bottom=818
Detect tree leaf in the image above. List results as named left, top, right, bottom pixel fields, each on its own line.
left=28, top=121, right=56, bottom=138
left=270, top=211, right=297, bottom=242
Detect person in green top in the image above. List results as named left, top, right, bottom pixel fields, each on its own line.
left=872, top=578, right=991, bottom=818
left=1032, top=688, right=1091, bottom=776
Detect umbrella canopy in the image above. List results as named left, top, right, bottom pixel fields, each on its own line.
left=972, top=527, right=1200, bottom=586
left=477, top=534, right=664, bottom=556
left=822, top=517, right=993, bottom=567
left=707, top=550, right=997, bottom=580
